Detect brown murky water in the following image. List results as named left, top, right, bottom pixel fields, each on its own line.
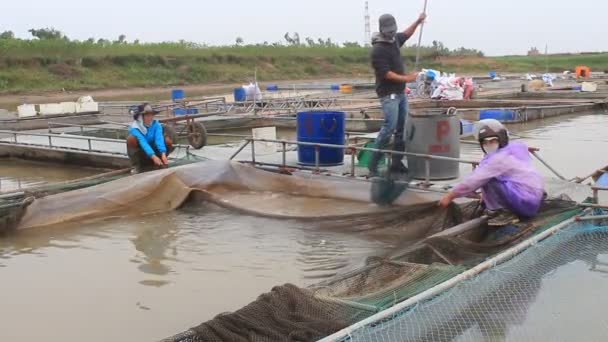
left=1, top=113, right=608, bottom=341
left=0, top=202, right=388, bottom=341
left=0, top=159, right=100, bottom=192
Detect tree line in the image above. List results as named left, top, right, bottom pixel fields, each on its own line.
left=1, top=27, right=484, bottom=57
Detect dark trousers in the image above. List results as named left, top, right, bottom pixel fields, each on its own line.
left=126, top=135, right=174, bottom=172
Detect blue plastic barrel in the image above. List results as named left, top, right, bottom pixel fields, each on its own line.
left=173, top=108, right=187, bottom=115
left=479, top=109, right=515, bottom=121
left=297, top=111, right=345, bottom=166
left=489, top=71, right=497, bottom=78
left=460, top=119, right=475, bottom=135
left=330, top=84, right=340, bottom=90
left=596, top=173, right=608, bottom=187
left=266, top=85, right=279, bottom=91
left=172, top=89, right=185, bottom=101
left=234, top=87, right=246, bottom=102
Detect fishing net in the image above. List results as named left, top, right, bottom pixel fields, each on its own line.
left=370, top=170, right=410, bottom=206
left=3, top=156, right=593, bottom=342
left=13, top=160, right=442, bottom=231
left=0, top=152, right=208, bottom=233
left=0, top=151, right=206, bottom=199
left=160, top=192, right=584, bottom=342
left=0, top=196, right=33, bottom=235
left=333, top=220, right=608, bottom=342
left=160, top=204, right=471, bottom=342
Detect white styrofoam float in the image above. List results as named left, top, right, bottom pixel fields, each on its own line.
left=582, top=82, right=598, bottom=92
left=17, top=104, right=37, bottom=118
left=39, top=103, right=64, bottom=115
left=76, top=96, right=99, bottom=113
left=60, top=102, right=78, bottom=114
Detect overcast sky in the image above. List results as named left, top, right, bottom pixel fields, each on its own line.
left=2, top=0, right=606, bottom=56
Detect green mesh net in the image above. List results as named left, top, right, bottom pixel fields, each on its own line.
left=161, top=198, right=583, bottom=342
left=331, top=220, right=608, bottom=342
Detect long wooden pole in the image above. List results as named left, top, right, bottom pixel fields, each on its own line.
left=414, top=0, right=429, bottom=70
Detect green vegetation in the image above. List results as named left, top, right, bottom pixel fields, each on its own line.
left=0, top=28, right=606, bottom=95
left=495, top=53, right=608, bottom=72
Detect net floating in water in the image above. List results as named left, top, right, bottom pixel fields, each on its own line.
left=162, top=196, right=583, bottom=342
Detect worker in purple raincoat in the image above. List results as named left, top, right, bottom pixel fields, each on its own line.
left=439, top=119, right=545, bottom=226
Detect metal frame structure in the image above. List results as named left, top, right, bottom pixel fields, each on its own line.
left=230, top=91, right=377, bottom=115
left=0, top=129, right=135, bottom=155
left=0, top=129, right=208, bottom=160
left=98, top=97, right=229, bottom=116
left=511, top=103, right=604, bottom=122
left=229, top=137, right=569, bottom=187
left=229, top=137, right=479, bottom=186
left=47, top=122, right=253, bottom=144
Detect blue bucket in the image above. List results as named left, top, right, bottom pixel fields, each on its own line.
left=330, top=84, right=340, bottom=90
left=479, top=109, right=515, bottom=121
left=234, top=87, right=246, bottom=102
left=489, top=71, right=497, bottom=78
left=172, top=89, right=185, bottom=101
left=297, top=111, right=345, bottom=166
left=173, top=108, right=187, bottom=115
left=266, top=85, right=279, bottom=91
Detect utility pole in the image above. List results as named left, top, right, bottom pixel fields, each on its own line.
left=364, top=1, right=371, bottom=47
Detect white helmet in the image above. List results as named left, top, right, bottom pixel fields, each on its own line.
left=474, top=119, right=509, bottom=151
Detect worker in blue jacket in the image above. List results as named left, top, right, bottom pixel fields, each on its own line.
left=126, top=103, right=174, bottom=173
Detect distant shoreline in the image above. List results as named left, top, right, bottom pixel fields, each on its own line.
left=1, top=43, right=606, bottom=110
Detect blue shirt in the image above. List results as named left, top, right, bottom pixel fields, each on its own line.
left=128, top=119, right=167, bottom=157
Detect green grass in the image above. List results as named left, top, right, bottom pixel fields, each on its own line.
left=494, top=53, right=608, bottom=72
left=0, top=38, right=606, bottom=94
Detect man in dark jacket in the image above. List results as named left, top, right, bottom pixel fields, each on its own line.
left=368, top=12, right=426, bottom=177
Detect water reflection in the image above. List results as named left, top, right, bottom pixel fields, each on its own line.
left=413, top=227, right=608, bottom=342
left=131, top=215, right=179, bottom=277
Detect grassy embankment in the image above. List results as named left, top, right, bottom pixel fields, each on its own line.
left=0, top=39, right=606, bottom=94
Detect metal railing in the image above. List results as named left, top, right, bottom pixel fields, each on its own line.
left=575, top=185, right=608, bottom=221
left=514, top=103, right=602, bottom=122
left=0, top=129, right=196, bottom=155
left=47, top=122, right=254, bottom=143
left=47, top=121, right=126, bottom=138
left=0, top=129, right=125, bottom=153
left=229, top=138, right=480, bottom=185
left=230, top=90, right=378, bottom=115
left=98, top=97, right=229, bottom=116
left=229, top=136, right=570, bottom=186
